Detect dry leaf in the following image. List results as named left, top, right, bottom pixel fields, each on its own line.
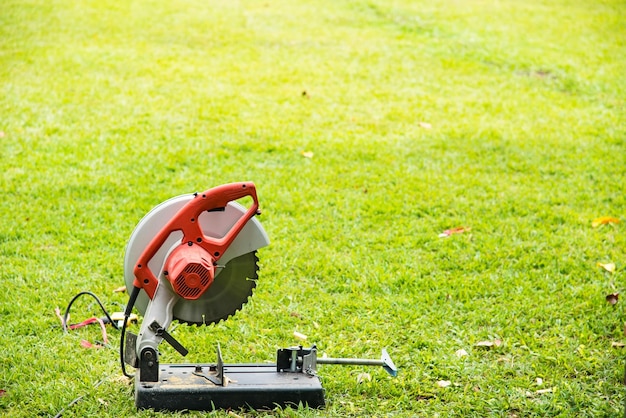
left=597, top=262, right=616, bottom=273
left=439, top=226, right=471, bottom=238
left=536, top=377, right=543, bottom=386
left=0, top=389, right=6, bottom=397
left=606, top=293, right=619, bottom=305
left=475, top=339, right=502, bottom=348
left=228, top=411, right=245, bottom=418
left=592, top=216, right=620, bottom=228
left=436, top=380, right=451, bottom=388
left=54, top=307, right=66, bottom=328
left=455, top=349, right=469, bottom=358
left=110, top=374, right=132, bottom=384
left=612, top=341, right=625, bottom=348
left=536, top=388, right=553, bottom=395
left=293, top=331, right=308, bottom=340
left=113, top=285, right=127, bottom=293
left=418, top=122, right=432, bottom=129
left=301, top=151, right=314, bottom=158
left=357, top=372, right=371, bottom=384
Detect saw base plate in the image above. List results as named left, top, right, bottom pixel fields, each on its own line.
left=135, top=363, right=325, bottom=411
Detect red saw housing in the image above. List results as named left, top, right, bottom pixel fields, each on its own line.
left=133, top=182, right=259, bottom=300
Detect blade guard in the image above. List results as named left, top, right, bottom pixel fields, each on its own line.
left=133, top=182, right=259, bottom=300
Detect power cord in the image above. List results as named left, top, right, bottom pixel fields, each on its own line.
left=59, top=288, right=140, bottom=377
left=55, top=289, right=140, bottom=415
left=120, top=286, right=141, bottom=378
left=61, top=291, right=119, bottom=332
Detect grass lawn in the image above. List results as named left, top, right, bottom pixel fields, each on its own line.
left=1, top=0, right=625, bottom=416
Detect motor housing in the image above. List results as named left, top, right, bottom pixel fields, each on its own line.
left=164, top=243, right=215, bottom=300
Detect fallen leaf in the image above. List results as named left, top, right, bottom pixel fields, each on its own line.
left=418, top=122, right=432, bottom=129
left=301, top=151, right=314, bottom=159
left=0, top=389, right=6, bottom=397
left=475, top=339, right=502, bottom=348
left=293, top=331, right=307, bottom=341
left=98, top=398, right=108, bottom=406
left=55, top=307, right=67, bottom=328
left=437, top=380, right=451, bottom=388
left=536, top=387, right=553, bottom=395
left=592, top=216, right=620, bottom=228
left=455, top=349, right=468, bottom=358
left=612, top=341, right=625, bottom=348
left=290, top=311, right=301, bottom=318
left=110, top=374, right=133, bottom=384
left=606, top=293, right=619, bottom=305
left=357, top=372, right=371, bottom=384
left=531, top=69, right=552, bottom=78
left=113, top=285, right=127, bottom=293
left=439, top=226, right=471, bottom=238
left=536, top=377, right=543, bottom=386
left=597, top=262, right=616, bottom=273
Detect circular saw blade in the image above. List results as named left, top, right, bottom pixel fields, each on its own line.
left=174, top=251, right=259, bottom=325
left=124, top=192, right=268, bottom=326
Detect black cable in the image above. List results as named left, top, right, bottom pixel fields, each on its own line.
left=62, top=291, right=119, bottom=332
left=120, top=286, right=141, bottom=379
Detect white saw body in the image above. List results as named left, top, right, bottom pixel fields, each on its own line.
left=124, top=195, right=269, bottom=322
left=123, top=182, right=268, bottom=358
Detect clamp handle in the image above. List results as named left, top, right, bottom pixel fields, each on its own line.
left=133, top=182, right=259, bottom=299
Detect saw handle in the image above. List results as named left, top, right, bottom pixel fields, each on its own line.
left=133, top=182, right=259, bottom=299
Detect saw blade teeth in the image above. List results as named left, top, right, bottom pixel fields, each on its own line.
left=174, top=251, right=259, bottom=326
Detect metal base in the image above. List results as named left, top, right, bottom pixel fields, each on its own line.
left=135, top=363, right=325, bottom=411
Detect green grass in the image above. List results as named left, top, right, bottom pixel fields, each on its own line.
left=1, top=0, right=625, bottom=416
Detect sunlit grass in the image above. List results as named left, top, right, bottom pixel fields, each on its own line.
left=1, top=0, right=624, bottom=416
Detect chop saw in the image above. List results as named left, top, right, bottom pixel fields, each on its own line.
left=121, top=182, right=397, bottom=411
